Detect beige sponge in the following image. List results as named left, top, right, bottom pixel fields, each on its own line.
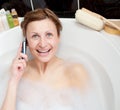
left=75, top=9, right=104, bottom=31
left=75, top=8, right=120, bottom=33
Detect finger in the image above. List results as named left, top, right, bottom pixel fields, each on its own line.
left=15, top=59, right=26, bottom=69
left=18, top=57, right=27, bottom=68
left=18, top=53, right=28, bottom=62
left=17, top=63, right=24, bottom=71
left=16, top=63, right=25, bottom=74
left=22, top=60, right=27, bottom=69
left=17, top=60, right=27, bottom=71
left=17, top=57, right=27, bottom=64
left=13, top=55, right=27, bottom=68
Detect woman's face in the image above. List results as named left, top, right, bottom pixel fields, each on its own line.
left=26, top=18, right=60, bottom=62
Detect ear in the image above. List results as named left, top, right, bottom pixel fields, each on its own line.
left=26, top=39, right=28, bottom=46
left=25, top=37, right=29, bottom=46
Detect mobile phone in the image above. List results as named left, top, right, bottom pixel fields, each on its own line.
left=21, top=38, right=27, bottom=54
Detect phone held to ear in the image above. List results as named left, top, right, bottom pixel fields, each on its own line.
left=21, top=38, right=27, bottom=54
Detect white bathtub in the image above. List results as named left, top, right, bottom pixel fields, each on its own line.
left=0, top=18, right=120, bottom=110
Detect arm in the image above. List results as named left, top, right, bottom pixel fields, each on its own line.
left=1, top=44, right=28, bottom=110
left=1, top=80, right=18, bottom=110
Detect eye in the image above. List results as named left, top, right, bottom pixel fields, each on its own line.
left=46, top=32, right=53, bottom=38
left=32, top=34, right=39, bottom=39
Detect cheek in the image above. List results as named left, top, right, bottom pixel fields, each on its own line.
left=50, top=39, right=59, bottom=48
left=27, top=40, right=37, bottom=49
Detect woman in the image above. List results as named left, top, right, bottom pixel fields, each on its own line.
left=1, top=8, right=97, bottom=110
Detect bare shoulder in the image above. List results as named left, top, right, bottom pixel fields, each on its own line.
left=65, top=62, right=88, bottom=77
left=64, top=62, right=90, bottom=90
left=67, top=63, right=87, bottom=73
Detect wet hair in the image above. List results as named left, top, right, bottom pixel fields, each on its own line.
left=21, top=8, right=62, bottom=37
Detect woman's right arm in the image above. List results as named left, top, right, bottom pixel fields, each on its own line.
left=1, top=44, right=28, bottom=110
left=1, top=79, right=18, bottom=110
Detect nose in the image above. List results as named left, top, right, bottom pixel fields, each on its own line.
left=38, top=37, right=47, bottom=48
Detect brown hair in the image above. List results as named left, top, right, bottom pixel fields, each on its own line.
left=21, top=8, right=62, bottom=37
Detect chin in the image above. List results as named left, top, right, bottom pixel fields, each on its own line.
left=38, top=56, right=52, bottom=63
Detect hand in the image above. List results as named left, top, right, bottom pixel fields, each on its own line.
left=10, top=43, right=28, bottom=84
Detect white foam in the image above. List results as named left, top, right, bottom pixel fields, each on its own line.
left=0, top=48, right=114, bottom=110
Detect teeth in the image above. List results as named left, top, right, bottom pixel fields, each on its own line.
left=37, top=50, right=49, bottom=53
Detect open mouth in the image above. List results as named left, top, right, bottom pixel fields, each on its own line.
left=36, top=49, right=51, bottom=56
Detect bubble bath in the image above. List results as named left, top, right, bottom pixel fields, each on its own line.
left=0, top=47, right=113, bottom=110
left=0, top=18, right=119, bottom=110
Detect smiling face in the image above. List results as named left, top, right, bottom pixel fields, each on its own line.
left=26, top=18, right=60, bottom=63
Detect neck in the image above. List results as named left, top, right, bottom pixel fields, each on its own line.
left=32, top=56, right=58, bottom=75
